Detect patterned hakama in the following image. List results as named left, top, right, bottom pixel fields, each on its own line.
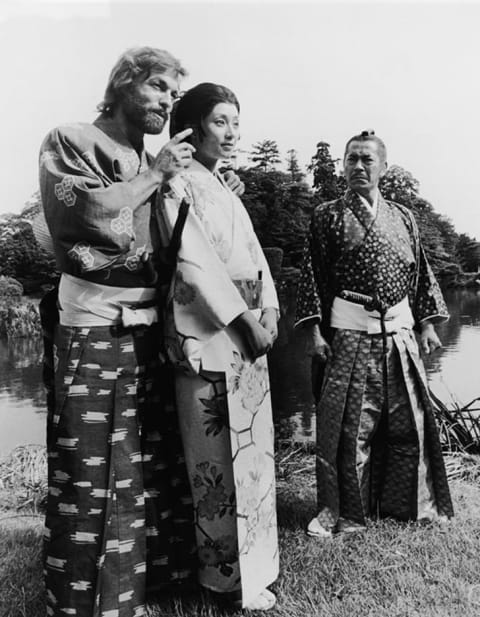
left=45, top=323, right=195, bottom=617
left=315, top=329, right=452, bottom=528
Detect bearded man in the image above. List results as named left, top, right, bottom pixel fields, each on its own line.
left=39, top=46, right=242, bottom=617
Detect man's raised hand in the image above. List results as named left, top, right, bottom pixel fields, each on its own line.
left=151, top=128, right=195, bottom=181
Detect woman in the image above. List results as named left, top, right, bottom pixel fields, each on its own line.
left=157, top=83, right=279, bottom=611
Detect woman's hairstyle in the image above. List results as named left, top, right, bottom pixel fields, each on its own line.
left=97, top=46, right=187, bottom=115
left=169, top=82, right=239, bottom=139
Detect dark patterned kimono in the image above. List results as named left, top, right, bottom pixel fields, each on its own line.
left=39, top=116, right=195, bottom=617
left=296, top=189, right=453, bottom=528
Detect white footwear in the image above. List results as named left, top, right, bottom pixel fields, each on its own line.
left=306, top=516, right=333, bottom=538
left=242, top=588, right=276, bottom=611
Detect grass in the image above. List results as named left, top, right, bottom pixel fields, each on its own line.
left=1, top=445, right=480, bottom=617
left=0, top=517, right=45, bottom=617
left=429, top=389, right=480, bottom=454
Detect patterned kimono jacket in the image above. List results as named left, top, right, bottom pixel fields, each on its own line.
left=296, top=189, right=453, bottom=527
left=157, top=158, right=279, bottom=607
left=39, top=117, right=195, bottom=617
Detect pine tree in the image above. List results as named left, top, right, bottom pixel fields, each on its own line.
left=249, top=139, right=281, bottom=172
left=285, top=149, right=304, bottom=182
left=308, top=141, right=344, bottom=202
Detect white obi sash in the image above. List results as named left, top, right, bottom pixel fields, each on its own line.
left=330, top=295, right=414, bottom=334
left=59, top=273, right=158, bottom=327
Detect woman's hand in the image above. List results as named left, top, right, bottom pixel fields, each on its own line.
left=232, top=310, right=273, bottom=359
left=223, top=169, right=245, bottom=197
left=259, top=308, right=278, bottom=343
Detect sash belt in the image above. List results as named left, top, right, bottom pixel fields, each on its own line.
left=233, top=278, right=263, bottom=310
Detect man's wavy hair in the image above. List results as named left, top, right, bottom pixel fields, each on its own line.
left=344, top=129, right=387, bottom=162
left=169, top=82, right=239, bottom=141
left=97, top=46, right=187, bottom=115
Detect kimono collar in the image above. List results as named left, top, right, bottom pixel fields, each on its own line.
left=93, top=114, right=148, bottom=171
left=343, top=188, right=383, bottom=227
left=189, top=157, right=224, bottom=177
left=358, top=191, right=379, bottom=215
left=171, top=158, right=225, bottom=199
left=93, top=114, right=145, bottom=154
left=344, top=188, right=380, bottom=209
left=187, top=158, right=233, bottom=192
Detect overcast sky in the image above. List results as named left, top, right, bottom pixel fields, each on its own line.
left=2, top=0, right=480, bottom=239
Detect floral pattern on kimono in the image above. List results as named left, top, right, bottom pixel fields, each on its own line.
left=156, top=159, right=279, bottom=606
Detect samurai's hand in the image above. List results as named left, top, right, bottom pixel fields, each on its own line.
left=420, top=321, right=442, bottom=354
left=303, top=322, right=331, bottom=364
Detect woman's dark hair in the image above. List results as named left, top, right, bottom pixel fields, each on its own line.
left=169, top=82, right=239, bottom=139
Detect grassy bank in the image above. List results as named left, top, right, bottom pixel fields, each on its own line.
left=1, top=447, right=480, bottom=617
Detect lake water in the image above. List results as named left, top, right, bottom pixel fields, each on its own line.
left=269, top=287, right=480, bottom=441
left=0, top=289, right=479, bottom=455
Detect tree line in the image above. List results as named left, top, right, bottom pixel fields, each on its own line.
left=238, top=139, right=480, bottom=287
left=0, top=139, right=478, bottom=294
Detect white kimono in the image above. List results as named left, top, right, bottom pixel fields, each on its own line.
left=157, top=159, right=279, bottom=606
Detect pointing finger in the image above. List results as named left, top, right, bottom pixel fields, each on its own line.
left=170, top=128, right=193, bottom=144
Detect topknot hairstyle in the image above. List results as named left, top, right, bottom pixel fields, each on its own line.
left=344, top=129, right=387, bottom=162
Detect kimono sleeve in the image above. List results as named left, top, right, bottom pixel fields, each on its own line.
left=236, top=201, right=279, bottom=312
left=294, top=223, right=323, bottom=327
left=258, top=243, right=279, bottom=312
left=159, top=181, right=248, bottom=371
left=400, top=205, right=449, bottom=326
left=39, top=126, right=137, bottom=272
left=413, top=245, right=449, bottom=325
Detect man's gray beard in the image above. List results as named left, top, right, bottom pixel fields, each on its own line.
left=140, top=111, right=165, bottom=134
left=121, top=91, right=166, bottom=135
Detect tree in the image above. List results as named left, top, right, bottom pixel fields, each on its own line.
left=285, top=149, right=304, bottom=182
left=268, top=180, right=313, bottom=265
left=379, top=165, right=420, bottom=205
left=379, top=166, right=462, bottom=274
left=456, top=233, right=480, bottom=272
left=0, top=193, right=57, bottom=293
left=308, top=141, right=345, bottom=202
left=238, top=167, right=314, bottom=267
left=249, top=139, right=281, bottom=172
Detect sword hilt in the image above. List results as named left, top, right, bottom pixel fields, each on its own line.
left=340, top=290, right=387, bottom=314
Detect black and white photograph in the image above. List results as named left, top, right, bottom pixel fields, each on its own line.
left=0, top=1, right=479, bottom=616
